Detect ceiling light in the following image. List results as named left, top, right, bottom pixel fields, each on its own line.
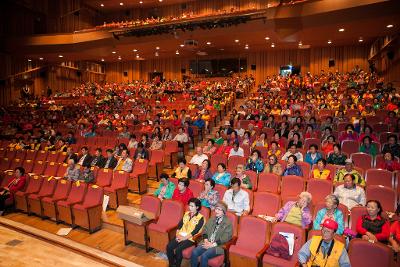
left=119, top=2, right=124, bottom=6
left=180, top=44, right=184, bottom=47
left=100, top=3, right=104, bottom=7
left=235, top=39, right=239, bottom=43
left=220, top=48, right=224, bottom=51
left=265, top=37, right=270, bottom=40
left=387, top=24, right=393, bottom=28
left=133, top=49, right=138, bottom=52
left=338, top=28, right=345, bottom=32
left=176, top=50, right=179, bottom=55
left=58, top=55, right=63, bottom=58
left=159, top=0, right=163, bottom=2
left=155, top=52, right=159, bottom=57
left=271, top=43, right=275, bottom=48
left=112, top=51, right=116, bottom=54
left=327, top=40, right=332, bottom=44
left=156, top=46, right=160, bottom=50
left=298, top=41, right=302, bottom=46
left=358, top=38, right=363, bottom=42
left=101, top=58, right=105, bottom=62
left=245, top=46, right=249, bottom=49
left=118, top=56, right=121, bottom=60
left=39, top=57, right=43, bottom=60
left=28, top=59, right=32, bottom=62
left=206, top=42, right=211, bottom=45
left=136, top=55, right=139, bottom=58
left=139, top=1, right=143, bottom=3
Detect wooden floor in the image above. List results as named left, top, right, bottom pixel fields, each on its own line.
left=0, top=225, right=110, bottom=267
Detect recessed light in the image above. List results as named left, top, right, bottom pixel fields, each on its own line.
left=206, top=42, right=211, bottom=45
left=112, top=51, right=116, bottom=54
left=298, top=41, right=302, bottom=46
left=338, top=28, right=345, bottom=32
left=39, top=57, right=43, bottom=60
left=387, top=24, right=393, bottom=28
left=176, top=50, right=179, bottom=55
left=358, top=38, right=363, bottom=42
left=245, top=46, right=249, bottom=49
left=28, top=59, right=32, bottom=62
left=58, top=55, right=63, bottom=58
left=156, top=47, right=160, bottom=50
left=180, top=44, right=184, bottom=47
left=119, top=2, right=124, bottom=6
left=159, top=0, right=163, bottom=2
left=133, top=49, right=138, bottom=52
left=155, top=52, right=159, bottom=57
left=136, top=55, right=139, bottom=58
left=265, top=37, right=270, bottom=40
left=139, top=1, right=143, bottom=3
left=100, top=3, right=104, bottom=7
left=101, top=58, right=105, bottom=61
left=271, top=43, right=275, bottom=48
left=235, top=39, right=239, bottom=43
left=327, top=40, right=332, bottom=44
left=118, top=57, right=121, bottom=60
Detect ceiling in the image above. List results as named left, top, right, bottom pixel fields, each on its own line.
left=83, top=0, right=195, bottom=11
left=7, top=0, right=400, bottom=63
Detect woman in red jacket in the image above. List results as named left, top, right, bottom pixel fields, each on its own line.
left=0, top=167, right=27, bottom=214
left=356, top=200, right=390, bottom=243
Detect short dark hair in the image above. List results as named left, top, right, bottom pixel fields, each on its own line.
left=205, top=178, right=215, bottom=188
left=288, top=155, right=298, bottom=162
left=317, top=158, right=327, bottom=166
left=81, top=146, right=88, bottom=151
left=160, top=173, right=169, bottom=180
left=207, top=139, right=215, bottom=145
left=106, top=149, right=113, bottom=153
left=188, top=198, right=202, bottom=212
left=95, top=148, right=102, bottom=153
left=230, top=177, right=241, bottom=186
left=203, top=159, right=211, bottom=169
left=252, top=149, right=261, bottom=158
left=15, top=167, right=25, bottom=175
left=218, top=163, right=226, bottom=170
left=178, top=157, right=187, bottom=164
left=179, top=178, right=190, bottom=187
left=309, top=144, right=318, bottom=150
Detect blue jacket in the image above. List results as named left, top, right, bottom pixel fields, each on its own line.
left=313, top=208, right=345, bottom=235
left=193, top=119, right=205, bottom=129
left=283, top=164, right=303, bottom=177
left=245, top=159, right=264, bottom=173
left=305, top=152, right=323, bottom=167
left=212, top=172, right=231, bottom=187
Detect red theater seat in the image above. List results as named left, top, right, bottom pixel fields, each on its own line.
left=104, top=171, right=129, bottom=209
left=129, top=159, right=148, bottom=194
left=252, top=192, right=280, bottom=216
left=27, top=177, right=57, bottom=216
left=15, top=175, right=43, bottom=212
left=348, top=239, right=393, bottom=267
left=56, top=182, right=87, bottom=225
left=41, top=179, right=72, bottom=219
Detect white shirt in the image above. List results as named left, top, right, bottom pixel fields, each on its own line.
left=334, top=184, right=366, bottom=210
left=223, top=189, right=250, bottom=216
left=281, top=151, right=304, bottom=162
left=173, top=133, right=189, bottom=143
left=228, top=147, right=244, bottom=158
left=190, top=154, right=209, bottom=166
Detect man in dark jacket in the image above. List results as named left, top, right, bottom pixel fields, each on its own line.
left=103, top=149, right=117, bottom=169
left=190, top=202, right=233, bottom=267
left=77, top=146, right=92, bottom=166
left=90, top=148, right=106, bottom=167
left=63, top=146, right=78, bottom=164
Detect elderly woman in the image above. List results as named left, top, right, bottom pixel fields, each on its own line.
left=64, top=158, right=80, bottom=181
left=234, top=164, right=252, bottom=190
left=356, top=200, right=390, bottom=243
left=359, top=136, right=378, bottom=157
left=327, top=144, right=347, bottom=166
left=149, top=134, right=163, bottom=150
left=313, top=194, right=345, bottom=235
left=0, top=167, right=27, bottom=214
left=322, top=135, right=335, bottom=155
left=312, top=158, right=331, bottom=180
left=171, top=158, right=192, bottom=179
left=203, top=139, right=217, bottom=156
left=154, top=173, right=176, bottom=200
left=305, top=144, right=323, bottom=167
left=288, top=132, right=303, bottom=149
left=198, top=179, right=219, bottom=210
left=252, top=133, right=268, bottom=149
left=378, top=152, right=400, bottom=172
left=272, top=192, right=312, bottom=229
left=264, top=154, right=283, bottom=176
left=166, top=198, right=205, bottom=267
left=283, top=155, right=303, bottom=177
left=211, top=163, right=231, bottom=187
left=194, top=159, right=213, bottom=182
left=267, top=141, right=282, bottom=158
left=245, top=150, right=264, bottom=173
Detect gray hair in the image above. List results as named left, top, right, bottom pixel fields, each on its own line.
left=299, top=191, right=312, bottom=204
left=325, top=194, right=339, bottom=206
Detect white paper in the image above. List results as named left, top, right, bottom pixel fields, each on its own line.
left=56, top=227, right=72, bottom=236
left=257, top=215, right=276, bottom=222
left=102, top=195, right=110, bottom=211
left=279, top=232, right=295, bottom=256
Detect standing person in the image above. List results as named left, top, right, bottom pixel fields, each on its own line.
left=190, top=202, right=233, bottom=267
left=166, top=198, right=205, bottom=267
left=298, top=219, right=350, bottom=267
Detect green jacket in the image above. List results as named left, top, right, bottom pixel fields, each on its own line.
left=199, top=215, right=233, bottom=255
left=154, top=181, right=175, bottom=199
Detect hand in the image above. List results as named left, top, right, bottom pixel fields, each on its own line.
left=271, top=217, right=278, bottom=223
left=362, top=235, right=370, bottom=241
left=366, top=232, right=377, bottom=242
left=242, top=211, right=249, bottom=216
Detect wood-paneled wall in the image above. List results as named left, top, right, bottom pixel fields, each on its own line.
left=375, top=46, right=400, bottom=86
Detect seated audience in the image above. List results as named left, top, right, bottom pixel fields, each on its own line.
left=154, top=173, right=176, bottom=200
left=334, top=159, right=365, bottom=186
left=304, top=144, right=323, bottom=167
left=78, top=163, right=94, bottom=183
left=127, top=134, right=138, bottom=149
left=173, top=127, right=189, bottom=148
left=327, top=144, right=347, bottom=165
left=321, top=135, right=335, bottom=155
left=63, top=146, right=78, bottom=164
left=312, top=158, right=331, bottom=180
left=103, top=149, right=118, bottom=169
left=298, top=219, right=350, bottom=267
left=389, top=218, right=400, bottom=252
left=114, top=149, right=133, bottom=172
left=203, top=139, right=217, bottom=156
left=211, top=163, right=231, bottom=187
left=281, top=144, right=304, bottom=162
left=245, top=150, right=264, bottom=173
left=313, top=194, right=344, bottom=235
left=213, top=130, right=224, bottom=145
left=339, top=124, right=358, bottom=143
left=378, top=152, right=400, bottom=171
left=133, top=143, right=149, bottom=160
left=233, top=164, right=252, bottom=189
left=193, top=159, right=213, bottom=182
left=77, top=146, right=92, bottom=166
left=190, top=202, right=233, bottom=267
left=356, top=200, right=390, bottom=243
left=252, top=133, right=268, bottom=149
left=382, top=135, right=400, bottom=158
left=228, top=141, right=244, bottom=158
left=149, top=134, right=163, bottom=150
left=172, top=158, right=192, bottom=179
left=90, top=148, right=106, bottom=167
left=272, top=192, right=312, bottom=229
left=198, top=179, right=219, bottom=210
left=264, top=154, right=283, bottom=176
left=0, top=167, right=27, bottom=214
left=172, top=178, right=194, bottom=205
left=334, top=174, right=366, bottom=210
left=167, top=198, right=204, bottom=267
left=222, top=178, right=250, bottom=216
left=283, top=155, right=303, bottom=177
left=190, top=147, right=209, bottom=166
left=288, top=132, right=303, bottom=149
left=267, top=141, right=282, bottom=157
left=359, top=136, right=378, bottom=157
left=64, top=158, right=80, bottom=181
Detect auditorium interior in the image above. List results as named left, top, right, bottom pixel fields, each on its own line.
left=1, top=0, right=400, bottom=266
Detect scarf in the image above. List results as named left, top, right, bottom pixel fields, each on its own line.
left=209, top=216, right=224, bottom=243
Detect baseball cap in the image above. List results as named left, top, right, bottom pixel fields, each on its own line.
left=321, top=219, right=338, bottom=231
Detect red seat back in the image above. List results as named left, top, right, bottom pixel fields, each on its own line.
left=244, top=170, right=258, bottom=191
left=210, top=154, right=228, bottom=172
left=133, top=159, right=148, bottom=175
left=306, top=179, right=333, bottom=205
left=82, top=185, right=104, bottom=207
left=349, top=206, right=367, bottom=231
left=365, top=169, right=394, bottom=188
left=96, top=168, right=113, bottom=186
left=32, top=161, right=46, bottom=175
left=252, top=192, right=280, bottom=216
left=351, top=152, right=373, bottom=171
left=35, top=151, right=48, bottom=162
left=56, top=163, right=68, bottom=177
left=37, top=177, right=57, bottom=196
left=0, top=158, right=11, bottom=171
left=234, top=216, right=270, bottom=252
left=281, top=175, right=305, bottom=197
left=226, top=211, right=239, bottom=237
left=140, top=195, right=161, bottom=217
left=348, top=239, right=393, bottom=267
left=297, top=161, right=311, bottom=179
left=366, top=185, right=396, bottom=212
left=10, top=158, right=23, bottom=171
left=112, top=171, right=129, bottom=188
left=65, top=182, right=87, bottom=203
left=47, top=151, right=60, bottom=163
left=214, top=184, right=227, bottom=199
left=164, top=141, right=179, bottom=153
left=52, top=180, right=72, bottom=200
left=227, top=156, right=246, bottom=170
left=341, top=140, right=360, bottom=155
left=43, top=162, right=59, bottom=177
left=25, top=150, right=37, bottom=161
left=149, top=150, right=164, bottom=164
left=188, top=180, right=204, bottom=198
left=22, top=160, right=34, bottom=173
left=25, top=175, right=44, bottom=194
left=156, top=199, right=184, bottom=228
